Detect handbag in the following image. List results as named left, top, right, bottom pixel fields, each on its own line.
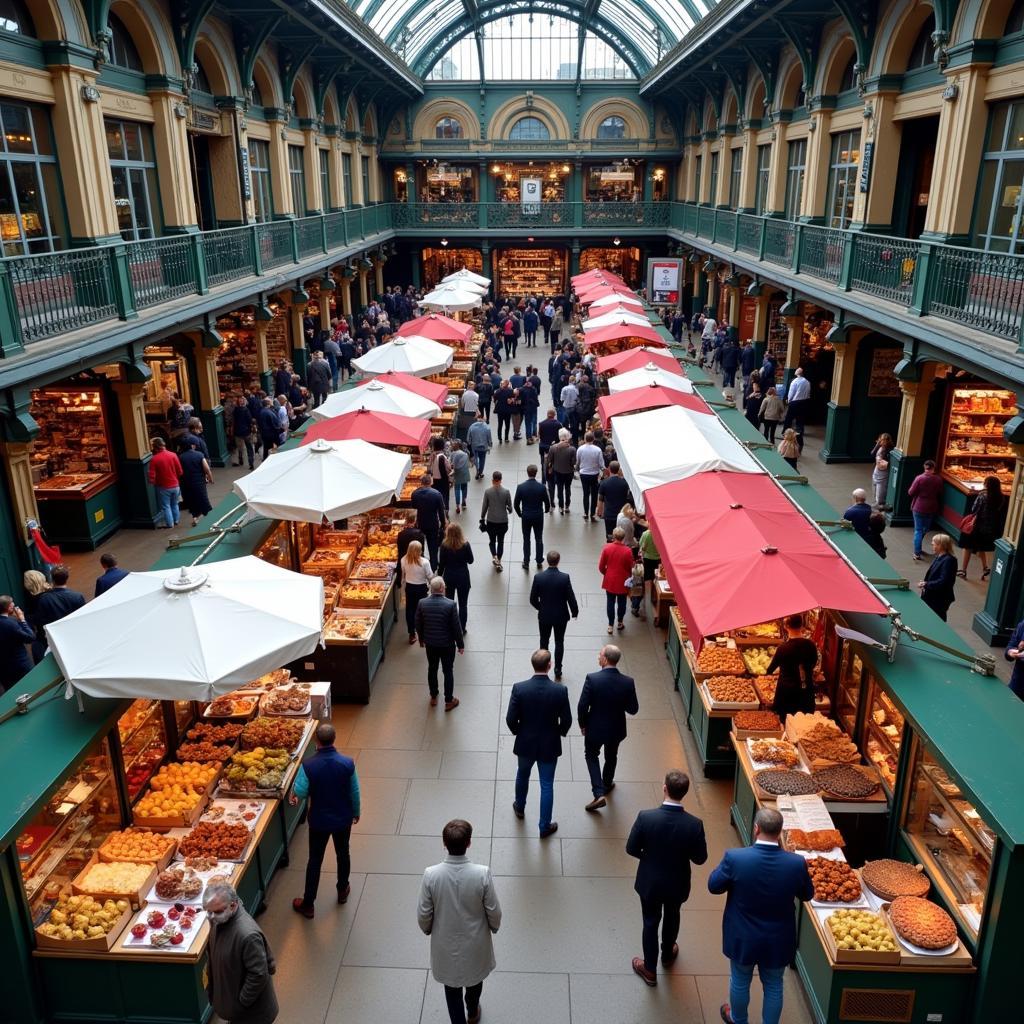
left=479, top=519, right=488, bottom=534
left=960, top=513, right=976, bottom=535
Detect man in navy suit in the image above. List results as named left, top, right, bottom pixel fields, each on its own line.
left=708, top=806, right=814, bottom=1024
left=577, top=644, right=638, bottom=811
left=626, top=770, right=707, bottom=986
left=514, top=464, right=551, bottom=570
left=505, top=649, right=572, bottom=838
left=528, top=551, right=578, bottom=680
left=94, top=553, right=129, bottom=597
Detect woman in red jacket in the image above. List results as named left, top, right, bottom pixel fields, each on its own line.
left=598, top=527, right=636, bottom=634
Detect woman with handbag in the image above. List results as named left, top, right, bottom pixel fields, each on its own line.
left=870, top=433, right=894, bottom=510
left=959, top=476, right=1007, bottom=580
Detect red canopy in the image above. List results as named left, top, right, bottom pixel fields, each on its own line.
left=395, top=314, right=473, bottom=343
left=597, top=348, right=683, bottom=376
left=645, top=473, right=887, bottom=651
left=583, top=322, right=665, bottom=348
left=572, top=270, right=625, bottom=287
left=577, top=284, right=638, bottom=303
left=357, top=370, right=448, bottom=406
left=598, top=385, right=711, bottom=428
left=301, top=409, right=431, bottom=451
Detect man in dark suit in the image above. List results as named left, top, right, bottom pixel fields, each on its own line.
left=415, top=577, right=465, bottom=711
left=514, top=464, right=550, bottom=570
left=528, top=551, right=578, bottom=680
left=35, top=564, right=85, bottom=629
left=708, top=806, right=814, bottom=1024
left=505, top=649, right=572, bottom=838
left=577, top=645, right=639, bottom=811
left=411, top=470, right=447, bottom=570
left=626, top=770, right=708, bottom=986
left=94, top=553, right=129, bottom=597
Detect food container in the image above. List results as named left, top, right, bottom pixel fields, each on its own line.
left=817, top=907, right=901, bottom=965
left=323, top=609, right=379, bottom=645
left=701, top=682, right=759, bottom=711
left=35, top=903, right=133, bottom=952
left=132, top=789, right=210, bottom=831
left=71, top=853, right=157, bottom=910
left=203, top=696, right=259, bottom=720
left=97, top=830, right=177, bottom=869
left=119, top=907, right=208, bottom=954
left=339, top=580, right=389, bottom=609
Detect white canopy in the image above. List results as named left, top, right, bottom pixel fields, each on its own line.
left=352, top=335, right=454, bottom=378
left=233, top=437, right=412, bottom=523
left=607, top=363, right=695, bottom=394
left=421, top=284, right=484, bottom=310
left=587, top=291, right=644, bottom=309
left=311, top=379, right=440, bottom=421
left=442, top=268, right=491, bottom=288
left=46, top=557, right=324, bottom=702
left=582, top=307, right=651, bottom=330
left=612, top=405, right=763, bottom=512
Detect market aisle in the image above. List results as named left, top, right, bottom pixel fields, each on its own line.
left=257, top=434, right=815, bottom=1024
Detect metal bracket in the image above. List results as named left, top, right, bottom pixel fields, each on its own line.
left=864, top=577, right=911, bottom=590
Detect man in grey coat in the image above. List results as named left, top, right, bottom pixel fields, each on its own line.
left=418, top=819, right=502, bottom=1024
left=203, top=882, right=278, bottom=1024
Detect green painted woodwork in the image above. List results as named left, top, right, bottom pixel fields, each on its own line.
left=197, top=406, right=229, bottom=467
left=821, top=401, right=853, bottom=462
left=973, top=537, right=1024, bottom=645
left=291, top=346, right=310, bottom=378
left=686, top=691, right=736, bottom=777
left=885, top=449, right=922, bottom=526
left=0, top=462, right=26, bottom=601
left=37, top=482, right=123, bottom=549
left=117, top=456, right=160, bottom=527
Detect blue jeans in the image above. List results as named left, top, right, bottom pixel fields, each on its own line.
left=155, top=486, right=180, bottom=527
left=524, top=410, right=538, bottom=437
left=912, top=511, right=934, bottom=556
left=472, top=448, right=487, bottom=476
left=454, top=480, right=468, bottom=507
left=729, top=962, right=785, bottom=1024
left=606, top=592, right=627, bottom=626
left=515, top=756, right=556, bottom=831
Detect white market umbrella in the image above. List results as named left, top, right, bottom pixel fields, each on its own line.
left=421, top=284, right=484, bottom=310
left=612, top=405, right=762, bottom=512
left=588, top=291, right=644, bottom=310
left=582, top=307, right=651, bottom=330
left=311, top=379, right=441, bottom=421
left=352, top=335, right=454, bottom=378
left=442, top=268, right=491, bottom=288
left=233, top=438, right=412, bottom=524
left=47, top=556, right=324, bottom=702
left=607, top=363, right=695, bottom=394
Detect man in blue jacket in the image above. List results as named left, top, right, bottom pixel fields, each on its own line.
left=708, top=806, right=814, bottom=1024
left=289, top=723, right=360, bottom=918
left=94, top=553, right=129, bottom=597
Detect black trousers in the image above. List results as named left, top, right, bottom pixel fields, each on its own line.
left=584, top=736, right=620, bottom=796
left=580, top=473, right=599, bottom=517
left=426, top=644, right=456, bottom=701
left=640, top=895, right=682, bottom=973
left=539, top=619, right=567, bottom=674
left=449, top=579, right=470, bottom=630
left=423, top=527, right=441, bottom=570
left=444, top=982, right=483, bottom=1024
left=479, top=399, right=491, bottom=422
left=539, top=445, right=552, bottom=486
left=405, top=582, right=428, bottom=638
left=496, top=412, right=512, bottom=441
left=486, top=522, right=508, bottom=560
left=555, top=472, right=572, bottom=509
left=303, top=824, right=351, bottom=906
left=521, top=516, right=544, bottom=564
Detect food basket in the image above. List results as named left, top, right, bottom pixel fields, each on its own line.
left=340, top=580, right=389, bottom=609
left=732, top=710, right=784, bottom=741
left=740, top=646, right=778, bottom=675
left=71, top=853, right=157, bottom=910
left=35, top=901, right=133, bottom=951
left=691, top=642, right=748, bottom=679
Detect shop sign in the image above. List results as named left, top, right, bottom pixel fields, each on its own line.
left=600, top=170, right=635, bottom=182
left=521, top=177, right=542, bottom=215
left=867, top=346, right=902, bottom=397
left=740, top=295, right=758, bottom=342
left=858, top=141, right=874, bottom=194
left=239, top=146, right=252, bottom=200
left=647, top=258, right=682, bottom=305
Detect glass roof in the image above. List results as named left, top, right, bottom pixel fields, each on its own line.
left=350, top=0, right=714, bottom=77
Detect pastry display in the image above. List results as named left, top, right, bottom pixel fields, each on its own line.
left=801, top=733, right=861, bottom=764
left=812, top=765, right=880, bottom=799
left=752, top=676, right=778, bottom=704
left=37, top=894, right=130, bottom=942
left=785, top=714, right=842, bottom=742
left=888, top=896, right=958, bottom=950
left=734, top=620, right=780, bottom=639
left=183, top=855, right=218, bottom=872
left=154, top=867, right=203, bottom=902
left=205, top=696, right=258, bottom=718
left=742, top=646, right=778, bottom=676
left=807, top=857, right=862, bottom=903
left=706, top=677, right=758, bottom=704
left=784, top=828, right=845, bottom=852
left=76, top=861, right=154, bottom=895
left=749, top=739, right=801, bottom=768
left=177, top=822, right=251, bottom=861
left=223, top=748, right=291, bottom=792
left=240, top=717, right=306, bottom=752
left=261, top=687, right=311, bottom=716
left=862, top=859, right=931, bottom=901
left=340, top=581, right=389, bottom=606
left=696, top=646, right=747, bottom=675
left=148, top=762, right=221, bottom=793
left=99, top=830, right=176, bottom=864
left=733, top=710, right=781, bottom=732
left=323, top=612, right=377, bottom=642
left=350, top=560, right=395, bottom=581
left=175, top=741, right=235, bottom=764
left=826, top=909, right=898, bottom=953
left=754, top=769, right=819, bottom=796
left=187, top=722, right=244, bottom=744
left=355, top=544, right=396, bottom=561
left=202, top=799, right=264, bottom=829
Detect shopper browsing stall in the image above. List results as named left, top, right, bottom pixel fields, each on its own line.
left=766, top=613, right=818, bottom=720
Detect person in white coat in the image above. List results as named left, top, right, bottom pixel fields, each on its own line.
left=417, top=819, right=502, bottom=1024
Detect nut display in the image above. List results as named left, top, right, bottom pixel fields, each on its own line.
left=224, top=747, right=291, bottom=792
left=752, top=676, right=779, bottom=704
left=806, top=857, right=862, bottom=903
left=861, top=859, right=931, bottom=901
left=187, top=722, right=244, bottom=744
left=176, top=741, right=235, bottom=763
left=811, top=765, right=880, bottom=799
left=154, top=867, right=203, bottom=901
left=358, top=544, right=397, bottom=561
left=785, top=713, right=842, bottom=743
left=749, top=739, right=801, bottom=768
left=742, top=646, right=778, bottom=676
left=261, top=687, right=310, bottom=715
left=696, top=646, right=747, bottom=675
left=734, top=710, right=781, bottom=732
left=99, top=830, right=176, bottom=863
left=826, top=909, right=898, bottom=952
left=351, top=560, right=394, bottom=580
left=78, top=861, right=153, bottom=894
left=240, top=717, right=306, bottom=752
left=754, top=769, right=819, bottom=796
left=801, top=734, right=862, bottom=764
left=340, top=581, right=388, bottom=605
left=706, top=676, right=758, bottom=704
left=888, top=896, right=958, bottom=949
left=323, top=613, right=377, bottom=641
left=37, top=894, right=130, bottom=941
left=784, top=828, right=845, bottom=852
left=177, top=821, right=251, bottom=861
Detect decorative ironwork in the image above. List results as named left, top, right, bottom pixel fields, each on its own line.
left=127, top=236, right=196, bottom=309
left=850, top=236, right=918, bottom=305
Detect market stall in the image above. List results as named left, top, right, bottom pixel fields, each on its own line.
left=352, top=335, right=455, bottom=378
left=583, top=307, right=652, bottom=332
left=596, top=347, right=683, bottom=376
left=586, top=290, right=644, bottom=310
left=495, top=247, right=567, bottom=297
left=311, top=379, right=441, bottom=421
left=396, top=313, right=474, bottom=344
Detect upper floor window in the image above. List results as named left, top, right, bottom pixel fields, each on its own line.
left=509, top=116, right=550, bottom=141
left=0, top=0, right=34, bottom=35
left=597, top=116, right=627, bottom=139
left=435, top=117, right=462, bottom=139
left=249, top=79, right=264, bottom=109
left=907, top=15, right=937, bottom=70
left=826, top=130, right=861, bottom=229
left=755, top=144, right=771, bottom=214
left=105, top=118, right=159, bottom=241
left=838, top=55, right=857, bottom=93
left=193, top=60, right=213, bottom=95
left=248, top=139, right=273, bottom=222
left=108, top=13, right=143, bottom=72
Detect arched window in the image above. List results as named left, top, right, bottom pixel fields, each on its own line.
left=838, top=55, right=857, bottom=92
left=435, top=117, right=462, bottom=139
left=108, top=13, right=143, bottom=72
left=597, top=115, right=627, bottom=139
left=1008, top=0, right=1024, bottom=33
left=192, top=60, right=213, bottom=94
left=0, top=0, right=34, bottom=35
left=249, top=79, right=264, bottom=108
left=907, top=15, right=937, bottom=69
left=509, top=116, right=550, bottom=141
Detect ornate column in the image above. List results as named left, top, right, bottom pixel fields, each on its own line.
left=266, top=109, right=293, bottom=216
left=288, top=288, right=310, bottom=377
left=713, top=136, right=732, bottom=207
left=820, top=329, right=865, bottom=463
left=357, top=266, right=369, bottom=308
left=191, top=334, right=229, bottom=467
left=254, top=304, right=273, bottom=394
left=300, top=121, right=321, bottom=215
left=0, top=441, right=39, bottom=547
left=856, top=87, right=900, bottom=231
left=751, top=294, right=771, bottom=359
left=338, top=272, right=353, bottom=316
left=800, top=102, right=835, bottom=223
left=697, top=136, right=712, bottom=203
left=765, top=116, right=790, bottom=215
left=887, top=362, right=937, bottom=525
left=374, top=257, right=384, bottom=297
left=736, top=125, right=758, bottom=212
left=111, top=367, right=159, bottom=525
left=148, top=85, right=198, bottom=232
left=781, top=308, right=804, bottom=392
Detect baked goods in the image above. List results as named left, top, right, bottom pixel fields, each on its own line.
left=861, top=859, right=931, bottom=901
left=240, top=717, right=305, bottom=752
left=754, top=769, right=819, bottom=796
left=154, top=866, right=204, bottom=901
left=183, top=855, right=218, bottom=872
left=734, top=620, right=779, bottom=639
left=696, top=646, right=746, bottom=675
left=149, top=761, right=221, bottom=793
left=224, top=748, right=291, bottom=792
left=827, top=909, right=898, bottom=952
left=187, top=722, right=244, bottom=744
left=784, top=828, right=845, bottom=852
left=206, top=696, right=258, bottom=718
left=77, top=861, right=153, bottom=894
left=812, top=765, right=880, bottom=799
left=359, top=544, right=397, bottom=561
left=177, top=822, right=251, bottom=861
left=261, top=687, right=310, bottom=715
left=99, top=830, right=176, bottom=864
left=801, top=734, right=861, bottom=764
left=807, top=857, right=862, bottom=903
left=350, top=560, right=394, bottom=580
left=323, top=613, right=377, bottom=641
left=340, top=581, right=388, bottom=605
left=785, top=713, right=841, bottom=743
left=752, top=676, right=778, bottom=704
left=734, top=710, right=781, bottom=732
left=37, top=894, right=130, bottom=941
left=706, top=677, right=758, bottom=704
left=742, top=646, right=778, bottom=676
left=176, top=741, right=235, bottom=764
left=749, top=739, right=801, bottom=768
left=888, top=896, right=957, bottom=949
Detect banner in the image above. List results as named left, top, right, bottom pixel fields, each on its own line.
left=521, top=177, right=542, bottom=215
left=647, top=258, right=682, bottom=305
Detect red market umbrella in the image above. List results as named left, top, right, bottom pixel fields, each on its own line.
left=396, top=314, right=473, bottom=344
left=578, top=284, right=637, bottom=303
left=597, top=348, right=684, bottom=376
left=645, top=473, right=887, bottom=651
left=301, top=409, right=431, bottom=451
left=598, top=385, right=711, bottom=428
left=357, top=370, right=448, bottom=406
left=572, top=270, right=626, bottom=287
left=583, top=322, right=666, bottom=348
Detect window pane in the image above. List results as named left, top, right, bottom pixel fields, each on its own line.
left=122, top=121, right=143, bottom=161
left=708, top=151, right=719, bottom=204
left=110, top=164, right=133, bottom=236
left=988, top=161, right=1024, bottom=243
left=509, top=116, right=550, bottom=141
left=11, top=160, right=50, bottom=240
left=1007, top=101, right=1024, bottom=152
left=2, top=102, right=34, bottom=153
left=128, top=167, right=153, bottom=238
left=973, top=159, right=1001, bottom=246
left=104, top=119, right=124, bottom=160
left=319, top=149, right=330, bottom=208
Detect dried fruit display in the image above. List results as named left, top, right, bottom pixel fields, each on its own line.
left=734, top=620, right=780, bottom=639
left=706, top=676, right=758, bottom=704
left=223, top=747, right=291, bottom=792
left=807, top=857, right=862, bottom=903
left=754, top=769, right=819, bottom=796
left=176, top=741, right=235, bottom=764
left=742, top=646, right=778, bottom=676
left=77, top=861, right=153, bottom=894
left=240, top=717, right=306, bottom=752
left=350, top=560, right=395, bottom=581
left=149, top=761, right=220, bottom=793
left=696, top=646, right=747, bottom=675
left=749, top=739, right=801, bottom=768
left=340, top=581, right=389, bottom=606
left=188, top=722, right=244, bottom=744
left=367, top=525, right=400, bottom=543
left=785, top=713, right=842, bottom=743
left=888, top=896, right=958, bottom=949
left=861, top=859, right=931, bottom=901
left=154, top=867, right=203, bottom=901
left=734, top=710, right=781, bottom=732
left=99, top=830, right=176, bottom=864
left=801, top=734, right=861, bottom=764
left=812, top=765, right=880, bottom=799
left=37, top=894, right=130, bottom=941
left=784, top=828, right=845, bottom=852
left=177, top=821, right=251, bottom=861
left=827, top=909, right=898, bottom=952
left=752, top=676, right=779, bottom=704
left=304, top=549, right=354, bottom=565
left=183, top=855, right=218, bottom=872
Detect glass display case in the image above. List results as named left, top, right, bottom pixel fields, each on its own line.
left=118, top=700, right=168, bottom=802
left=255, top=521, right=294, bottom=570
left=939, top=386, right=1016, bottom=494
left=861, top=677, right=904, bottom=794
left=174, top=700, right=196, bottom=737
left=836, top=645, right=863, bottom=737
left=29, top=386, right=116, bottom=496
left=903, top=741, right=994, bottom=938
left=495, top=248, right=566, bottom=297
left=16, top=738, right=124, bottom=919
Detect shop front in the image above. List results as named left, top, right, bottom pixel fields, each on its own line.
left=211, top=301, right=291, bottom=402
left=797, top=305, right=836, bottom=423
left=416, top=163, right=477, bottom=204
left=141, top=346, right=192, bottom=440
left=495, top=246, right=567, bottom=298
left=491, top=161, right=571, bottom=204
left=420, top=247, right=484, bottom=289
left=584, top=161, right=644, bottom=202
left=579, top=246, right=642, bottom=287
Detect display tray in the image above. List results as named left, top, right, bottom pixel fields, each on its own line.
left=732, top=724, right=785, bottom=741
left=34, top=904, right=133, bottom=952
left=171, top=824, right=253, bottom=864
left=880, top=906, right=961, bottom=960
left=144, top=860, right=239, bottom=906
left=132, top=790, right=210, bottom=831
left=324, top=610, right=380, bottom=645
left=203, top=697, right=260, bottom=720
left=259, top=687, right=312, bottom=717
left=97, top=831, right=177, bottom=870
left=700, top=682, right=759, bottom=711
left=814, top=906, right=901, bottom=965
left=200, top=798, right=270, bottom=832
left=119, top=907, right=208, bottom=954
left=70, top=854, right=157, bottom=910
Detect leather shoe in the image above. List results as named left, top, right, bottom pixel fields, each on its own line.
left=467, top=1006, right=481, bottom=1024
left=539, top=822, right=558, bottom=838
left=291, top=898, right=314, bottom=919
left=554, top=671, right=562, bottom=680
left=720, top=1004, right=737, bottom=1024
left=430, top=696, right=438, bottom=706
left=662, top=942, right=679, bottom=966
left=337, top=884, right=351, bottom=905
left=512, top=802, right=525, bottom=820
left=632, top=958, right=657, bottom=986
left=445, top=698, right=460, bottom=712
left=585, top=796, right=607, bottom=812
left=604, top=781, right=616, bottom=793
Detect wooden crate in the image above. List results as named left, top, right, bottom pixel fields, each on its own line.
left=97, top=830, right=177, bottom=869
left=35, top=904, right=133, bottom=952
left=71, top=853, right=157, bottom=910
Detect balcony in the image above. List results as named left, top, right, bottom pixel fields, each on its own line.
left=391, top=201, right=671, bottom=231
left=670, top=203, right=1024, bottom=351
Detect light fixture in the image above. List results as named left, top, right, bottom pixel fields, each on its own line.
left=561, top=163, right=570, bottom=173
left=613, top=237, right=621, bottom=246
left=80, top=84, right=101, bottom=103
left=440, top=238, right=448, bottom=246
left=492, top=163, right=501, bottom=173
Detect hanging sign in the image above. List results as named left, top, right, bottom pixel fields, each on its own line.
left=521, top=177, right=542, bottom=215
left=647, top=258, right=683, bottom=306
left=239, top=146, right=252, bottom=200
left=858, top=141, right=874, bottom=194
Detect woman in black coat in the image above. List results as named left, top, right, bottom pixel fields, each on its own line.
left=959, top=475, right=1006, bottom=580
left=744, top=385, right=763, bottom=429
left=437, top=522, right=474, bottom=632
left=918, top=533, right=957, bottom=621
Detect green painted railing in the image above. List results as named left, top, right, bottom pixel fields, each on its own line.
left=672, top=202, right=1024, bottom=348
left=391, top=201, right=672, bottom=231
